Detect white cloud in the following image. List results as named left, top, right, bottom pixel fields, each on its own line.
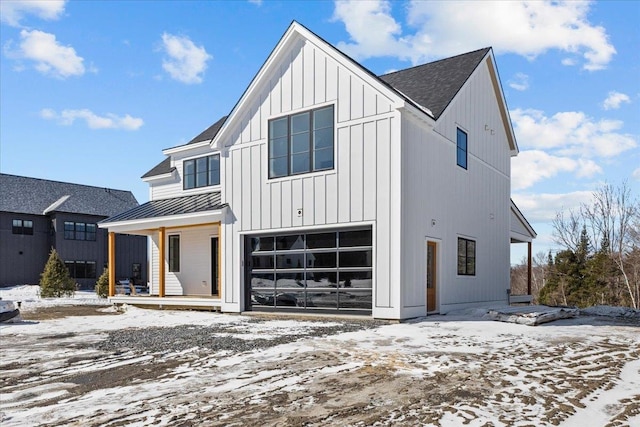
left=633, top=168, right=640, bottom=181
left=512, top=190, right=594, bottom=223
left=510, top=108, right=637, bottom=158
left=508, top=73, right=529, bottom=91
left=5, top=29, right=85, bottom=78
left=602, top=91, right=631, bottom=110
left=160, top=33, right=211, bottom=84
left=0, top=0, right=66, bottom=27
left=332, top=0, right=615, bottom=70
left=40, top=108, right=143, bottom=130
left=248, top=0, right=263, bottom=5
left=511, top=150, right=602, bottom=191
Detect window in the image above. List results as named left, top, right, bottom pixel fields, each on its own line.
left=169, top=235, right=180, bottom=272
left=268, top=105, right=334, bottom=178
left=457, top=237, right=476, bottom=276
left=63, top=222, right=97, bottom=241
left=183, top=154, right=220, bottom=189
left=457, top=127, right=468, bottom=169
left=12, top=219, right=33, bottom=235
left=65, top=261, right=97, bottom=279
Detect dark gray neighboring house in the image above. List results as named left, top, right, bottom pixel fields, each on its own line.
left=0, top=174, right=147, bottom=289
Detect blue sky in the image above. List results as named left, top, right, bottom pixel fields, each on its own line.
left=1, top=0, right=638, bottom=262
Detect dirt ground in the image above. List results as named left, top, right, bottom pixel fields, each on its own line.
left=2, top=305, right=639, bottom=426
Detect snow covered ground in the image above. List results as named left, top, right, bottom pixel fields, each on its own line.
left=1, top=285, right=639, bottom=426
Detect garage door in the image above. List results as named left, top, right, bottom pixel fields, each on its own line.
left=245, top=228, right=372, bottom=312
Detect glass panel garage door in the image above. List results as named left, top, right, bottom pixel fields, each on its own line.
left=246, top=228, right=372, bottom=312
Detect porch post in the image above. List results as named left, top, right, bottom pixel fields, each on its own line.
left=217, top=222, right=222, bottom=299
left=159, top=227, right=166, bottom=298
left=527, top=241, right=532, bottom=295
left=108, top=232, right=116, bottom=297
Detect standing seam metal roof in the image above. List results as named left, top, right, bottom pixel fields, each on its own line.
left=100, top=192, right=225, bottom=224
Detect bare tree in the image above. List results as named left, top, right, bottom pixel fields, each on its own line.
left=553, top=182, right=639, bottom=308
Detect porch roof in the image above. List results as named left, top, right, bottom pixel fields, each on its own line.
left=98, top=192, right=226, bottom=233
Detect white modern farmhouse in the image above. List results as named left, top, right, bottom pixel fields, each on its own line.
left=100, top=22, right=535, bottom=320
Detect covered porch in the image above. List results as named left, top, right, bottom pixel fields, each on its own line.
left=99, top=193, right=227, bottom=308
left=509, top=199, right=537, bottom=304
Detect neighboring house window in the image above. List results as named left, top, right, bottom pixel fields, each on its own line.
left=168, top=235, right=180, bottom=272
left=268, top=105, right=334, bottom=178
left=12, top=219, right=33, bottom=235
left=183, top=154, right=220, bottom=190
left=64, top=222, right=97, bottom=241
left=456, top=128, right=468, bottom=169
left=65, top=261, right=97, bottom=279
left=457, top=237, right=476, bottom=276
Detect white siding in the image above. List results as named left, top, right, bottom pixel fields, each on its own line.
left=219, top=36, right=401, bottom=316
left=149, top=226, right=219, bottom=296
left=399, top=60, right=511, bottom=317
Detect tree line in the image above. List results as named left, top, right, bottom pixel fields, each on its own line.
left=511, top=183, right=639, bottom=309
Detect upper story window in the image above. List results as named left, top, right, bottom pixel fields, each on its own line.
left=268, top=105, right=334, bottom=179
left=12, top=219, right=33, bottom=235
left=456, top=128, right=468, bottom=169
left=64, top=222, right=97, bottom=241
left=184, top=154, right=220, bottom=190
left=457, top=237, right=476, bottom=276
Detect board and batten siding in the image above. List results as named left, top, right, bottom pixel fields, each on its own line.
left=399, top=59, right=512, bottom=317
left=218, top=35, right=403, bottom=317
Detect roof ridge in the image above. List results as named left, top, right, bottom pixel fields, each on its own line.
left=0, top=173, right=134, bottom=195
left=379, top=47, right=491, bottom=77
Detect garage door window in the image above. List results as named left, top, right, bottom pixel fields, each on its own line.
left=247, top=228, right=372, bottom=311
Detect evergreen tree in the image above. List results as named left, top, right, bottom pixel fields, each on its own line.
left=39, top=248, right=76, bottom=298
left=95, top=268, right=109, bottom=298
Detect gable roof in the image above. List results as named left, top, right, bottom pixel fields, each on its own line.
left=379, top=48, right=491, bottom=120
left=141, top=115, right=228, bottom=179
left=0, top=174, right=139, bottom=217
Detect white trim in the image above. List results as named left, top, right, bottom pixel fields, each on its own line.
left=141, top=169, right=176, bottom=183
left=163, top=140, right=211, bottom=155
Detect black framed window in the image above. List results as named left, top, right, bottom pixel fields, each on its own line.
left=268, top=105, right=334, bottom=178
left=169, top=235, right=180, bottom=272
left=184, top=154, right=220, bottom=189
left=457, top=237, right=476, bottom=276
left=12, top=219, right=33, bottom=235
left=63, top=222, right=97, bottom=241
left=457, top=128, right=468, bottom=169
left=65, top=260, right=96, bottom=279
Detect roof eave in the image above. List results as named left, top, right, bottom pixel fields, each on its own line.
left=141, top=168, right=177, bottom=183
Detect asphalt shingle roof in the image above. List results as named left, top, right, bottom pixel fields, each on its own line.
left=379, top=47, right=491, bottom=119
left=0, top=174, right=139, bottom=217
left=141, top=116, right=228, bottom=179
left=100, top=192, right=225, bottom=224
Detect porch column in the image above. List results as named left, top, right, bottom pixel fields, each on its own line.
left=108, top=232, right=116, bottom=297
left=217, top=222, right=222, bottom=299
left=527, top=241, right=532, bottom=295
left=158, top=227, right=166, bottom=298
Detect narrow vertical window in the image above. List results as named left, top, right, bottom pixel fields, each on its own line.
left=184, top=159, right=195, bottom=189
left=86, top=224, right=97, bottom=241
left=168, top=235, right=180, bottom=272
left=23, top=220, right=33, bottom=235
left=64, top=221, right=75, bottom=240
left=208, top=155, right=220, bottom=185
left=457, top=128, right=468, bottom=169
left=75, top=223, right=86, bottom=241
left=12, top=219, right=22, bottom=234
left=457, top=237, right=476, bottom=276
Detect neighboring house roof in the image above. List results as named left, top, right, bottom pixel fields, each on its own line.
left=379, top=48, right=491, bottom=120
left=101, top=192, right=225, bottom=224
left=0, top=174, right=139, bottom=217
left=141, top=116, right=228, bottom=179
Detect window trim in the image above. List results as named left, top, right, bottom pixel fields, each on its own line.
left=456, top=127, right=468, bottom=169
left=12, top=219, right=33, bottom=235
left=183, top=153, right=221, bottom=190
left=457, top=237, right=476, bottom=276
left=168, top=234, right=180, bottom=272
left=268, top=105, right=335, bottom=179
left=63, top=222, right=97, bottom=241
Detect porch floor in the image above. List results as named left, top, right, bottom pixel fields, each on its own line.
left=109, top=295, right=222, bottom=310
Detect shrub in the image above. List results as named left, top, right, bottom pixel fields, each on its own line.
left=95, top=268, right=109, bottom=298
left=39, top=248, right=76, bottom=298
